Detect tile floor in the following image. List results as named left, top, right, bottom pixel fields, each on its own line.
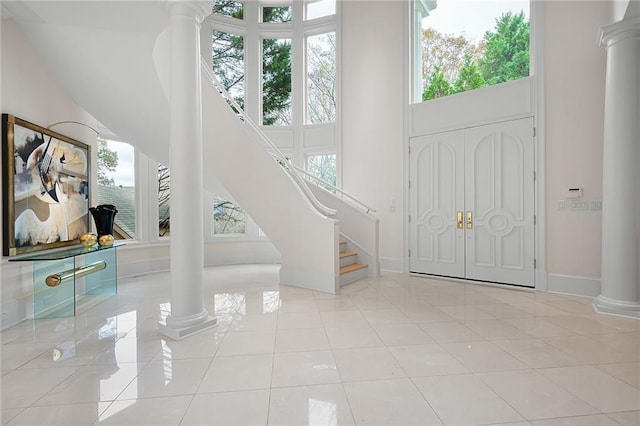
left=2, top=264, right=640, bottom=425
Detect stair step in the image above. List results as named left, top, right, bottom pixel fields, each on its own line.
left=340, top=251, right=357, bottom=259
left=339, top=240, right=347, bottom=253
left=340, top=263, right=368, bottom=275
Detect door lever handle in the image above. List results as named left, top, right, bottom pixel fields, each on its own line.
left=466, top=211, right=473, bottom=229
left=457, top=211, right=463, bottom=229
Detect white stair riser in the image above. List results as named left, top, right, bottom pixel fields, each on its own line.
left=339, top=243, right=347, bottom=253
left=340, top=254, right=357, bottom=268
left=340, top=266, right=368, bottom=286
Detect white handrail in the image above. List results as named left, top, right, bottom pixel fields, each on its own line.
left=200, top=59, right=336, bottom=218
left=291, top=164, right=377, bottom=215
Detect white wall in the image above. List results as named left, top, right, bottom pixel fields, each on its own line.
left=341, top=0, right=406, bottom=271
left=544, top=1, right=612, bottom=295
left=0, top=19, right=99, bottom=329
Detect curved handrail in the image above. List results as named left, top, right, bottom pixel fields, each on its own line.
left=291, top=164, right=377, bottom=215
left=200, top=59, right=336, bottom=218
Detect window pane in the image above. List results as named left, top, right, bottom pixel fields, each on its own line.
left=212, top=196, right=246, bottom=235
left=213, top=0, right=244, bottom=19
left=306, top=32, right=336, bottom=124
left=420, top=1, right=529, bottom=101
left=262, top=5, right=292, bottom=23
left=306, top=0, right=335, bottom=20
left=96, top=139, right=135, bottom=239
left=213, top=31, right=245, bottom=109
left=306, top=154, right=336, bottom=192
left=262, top=38, right=292, bottom=126
left=158, top=164, right=170, bottom=237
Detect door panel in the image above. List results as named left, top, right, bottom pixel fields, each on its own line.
left=409, top=131, right=465, bottom=277
left=465, top=118, right=534, bottom=287
left=409, top=118, right=535, bottom=288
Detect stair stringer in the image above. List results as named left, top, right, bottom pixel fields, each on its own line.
left=201, top=78, right=340, bottom=293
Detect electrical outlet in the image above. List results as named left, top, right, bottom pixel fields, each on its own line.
left=590, top=200, right=602, bottom=211
left=557, top=200, right=565, bottom=210
left=571, top=200, right=589, bottom=210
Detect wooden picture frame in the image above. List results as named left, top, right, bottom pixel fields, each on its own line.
left=2, top=114, right=91, bottom=256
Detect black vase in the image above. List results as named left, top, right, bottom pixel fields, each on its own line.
left=89, top=204, right=118, bottom=237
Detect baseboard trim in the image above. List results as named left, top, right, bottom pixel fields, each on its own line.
left=279, top=266, right=339, bottom=294
left=546, top=274, right=601, bottom=298
left=380, top=257, right=403, bottom=273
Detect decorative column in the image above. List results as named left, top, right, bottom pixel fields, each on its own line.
left=594, top=13, right=640, bottom=317
left=158, top=1, right=217, bottom=339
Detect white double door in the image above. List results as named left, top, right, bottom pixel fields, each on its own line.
left=409, top=118, right=535, bottom=287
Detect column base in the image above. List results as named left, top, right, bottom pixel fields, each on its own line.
left=593, top=295, right=640, bottom=319
left=157, top=312, right=218, bottom=340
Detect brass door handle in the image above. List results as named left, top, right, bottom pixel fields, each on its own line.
left=457, top=211, right=463, bottom=229
left=466, top=211, right=473, bottom=229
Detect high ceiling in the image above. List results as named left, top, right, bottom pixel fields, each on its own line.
left=2, top=1, right=170, bottom=33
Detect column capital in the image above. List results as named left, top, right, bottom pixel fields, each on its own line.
left=165, top=0, right=211, bottom=23
left=599, top=17, right=640, bottom=48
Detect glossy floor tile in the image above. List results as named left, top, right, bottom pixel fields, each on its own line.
left=2, top=265, right=640, bottom=425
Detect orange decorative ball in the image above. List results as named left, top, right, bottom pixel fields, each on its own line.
left=80, top=233, right=98, bottom=247
left=98, top=234, right=115, bottom=247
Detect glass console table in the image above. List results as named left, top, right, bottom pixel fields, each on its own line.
left=9, top=243, right=123, bottom=319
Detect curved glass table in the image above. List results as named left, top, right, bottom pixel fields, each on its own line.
left=10, top=243, right=123, bottom=318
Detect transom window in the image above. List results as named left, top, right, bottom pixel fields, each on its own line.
left=261, top=5, right=292, bottom=23
left=305, top=0, right=336, bottom=20
left=414, top=0, right=530, bottom=102
left=213, top=1, right=244, bottom=19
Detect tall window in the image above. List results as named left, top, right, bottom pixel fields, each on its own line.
left=212, top=196, right=246, bottom=235
left=417, top=1, right=530, bottom=102
left=209, top=1, right=338, bottom=195
left=306, top=32, right=336, bottom=124
left=158, top=164, right=170, bottom=237
left=212, top=31, right=245, bottom=109
left=262, top=38, right=292, bottom=126
left=96, top=139, right=135, bottom=239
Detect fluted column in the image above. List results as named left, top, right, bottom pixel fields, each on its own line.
left=594, top=15, right=640, bottom=317
left=158, top=1, right=217, bottom=339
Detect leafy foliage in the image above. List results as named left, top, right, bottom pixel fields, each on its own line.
left=478, top=11, right=530, bottom=85
left=423, top=65, right=453, bottom=101
left=422, top=28, right=483, bottom=86
left=212, top=0, right=243, bottom=18
left=422, top=11, right=529, bottom=101
left=262, top=38, right=292, bottom=125
left=97, top=138, right=118, bottom=186
left=453, top=54, right=486, bottom=93
left=262, top=6, right=291, bottom=23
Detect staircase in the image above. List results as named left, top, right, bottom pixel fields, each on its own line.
left=339, top=239, right=368, bottom=286
left=7, top=1, right=380, bottom=293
